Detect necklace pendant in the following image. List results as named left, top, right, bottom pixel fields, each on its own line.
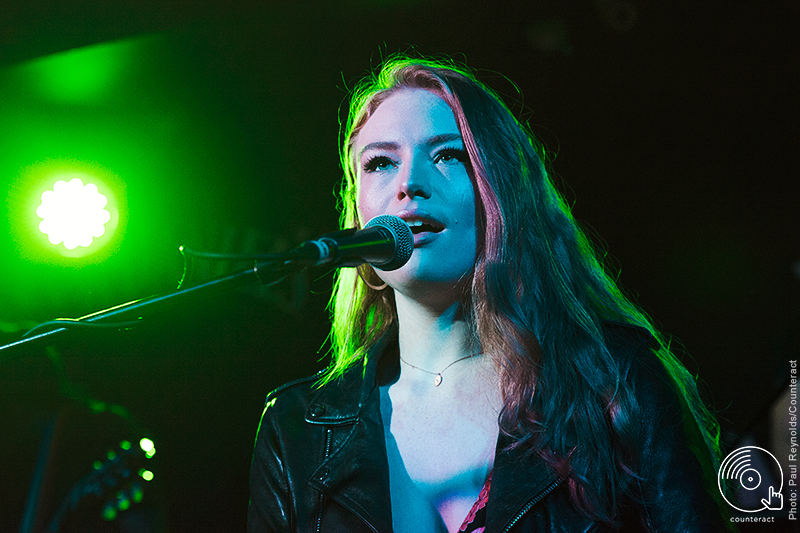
left=434, top=374, right=443, bottom=387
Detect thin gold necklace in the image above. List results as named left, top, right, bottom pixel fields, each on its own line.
left=398, top=353, right=480, bottom=387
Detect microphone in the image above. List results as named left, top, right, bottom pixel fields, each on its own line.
left=291, top=214, right=413, bottom=271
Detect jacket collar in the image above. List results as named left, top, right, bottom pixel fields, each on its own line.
left=304, top=331, right=396, bottom=425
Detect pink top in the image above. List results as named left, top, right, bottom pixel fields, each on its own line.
left=458, top=471, right=492, bottom=533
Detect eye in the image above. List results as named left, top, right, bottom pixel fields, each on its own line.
left=433, top=147, right=468, bottom=166
left=363, top=155, right=396, bottom=173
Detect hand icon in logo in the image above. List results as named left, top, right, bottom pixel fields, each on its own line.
left=760, top=486, right=782, bottom=510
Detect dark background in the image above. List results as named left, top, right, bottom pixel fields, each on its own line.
left=0, top=0, right=797, bottom=530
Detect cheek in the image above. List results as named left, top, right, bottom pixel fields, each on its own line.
left=454, top=175, right=478, bottom=226
left=355, top=187, right=371, bottom=224
left=356, top=180, right=386, bottom=223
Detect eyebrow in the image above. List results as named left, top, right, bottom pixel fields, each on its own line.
left=357, top=133, right=463, bottom=159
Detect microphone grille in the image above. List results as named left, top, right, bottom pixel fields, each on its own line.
left=364, top=214, right=413, bottom=271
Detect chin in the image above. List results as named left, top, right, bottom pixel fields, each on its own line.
left=381, top=262, right=473, bottom=297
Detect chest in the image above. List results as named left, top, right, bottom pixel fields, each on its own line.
left=378, top=380, right=501, bottom=532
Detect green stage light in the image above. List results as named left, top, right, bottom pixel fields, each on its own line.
left=139, top=438, right=156, bottom=458
left=36, top=177, right=112, bottom=250
left=132, top=483, right=144, bottom=503
left=8, top=158, right=125, bottom=262
left=116, top=491, right=131, bottom=511
left=101, top=504, right=117, bottom=521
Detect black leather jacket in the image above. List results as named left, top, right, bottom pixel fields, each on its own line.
left=248, top=323, right=732, bottom=532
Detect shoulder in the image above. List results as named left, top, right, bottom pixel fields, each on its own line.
left=599, top=322, right=731, bottom=529
left=599, top=320, right=688, bottom=417
left=257, top=360, right=369, bottom=435
left=250, top=370, right=334, bottom=493
left=248, top=372, right=335, bottom=532
left=599, top=320, right=709, bottom=467
left=260, top=371, right=326, bottom=421
left=261, top=334, right=393, bottom=426
left=252, top=372, right=326, bottom=467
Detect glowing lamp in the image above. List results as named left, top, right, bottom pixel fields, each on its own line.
left=36, top=177, right=111, bottom=250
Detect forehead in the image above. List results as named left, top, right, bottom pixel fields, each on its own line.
left=354, top=89, right=460, bottom=148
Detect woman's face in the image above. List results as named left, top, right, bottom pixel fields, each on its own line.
left=353, top=89, right=478, bottom=301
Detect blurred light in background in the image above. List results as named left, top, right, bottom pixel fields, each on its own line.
left=139, top=437, right=156, bottom=458
left=116, top=491, right=131, bottom=511
left=17, top=38, right=138, bottom=105
left=101, top=504, right=117, bottom=521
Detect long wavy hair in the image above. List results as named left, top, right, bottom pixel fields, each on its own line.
left=324, top=55, right=720, bottom=525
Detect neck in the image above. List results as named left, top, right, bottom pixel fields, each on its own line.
left=394, top=291, right=477, bottom=371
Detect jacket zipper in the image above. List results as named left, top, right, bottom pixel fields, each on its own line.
left=311, top=427, right=382, bottom=533
left=315, top=429, right=334, bottom=533
left=502, top=477, right=563, bottom=533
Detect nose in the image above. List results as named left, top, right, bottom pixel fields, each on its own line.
left=397, top=156, right=432, bottom=201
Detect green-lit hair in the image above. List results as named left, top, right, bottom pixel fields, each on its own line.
left=326, top=55, right=721, bottom=525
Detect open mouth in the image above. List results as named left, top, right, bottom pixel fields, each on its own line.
left=405, top=219, right=444, bottom=235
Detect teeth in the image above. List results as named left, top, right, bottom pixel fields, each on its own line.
left=402, top=217, right=444, bottom=232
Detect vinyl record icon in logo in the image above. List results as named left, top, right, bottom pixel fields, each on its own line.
left=717, top=446, right=783, bottom=512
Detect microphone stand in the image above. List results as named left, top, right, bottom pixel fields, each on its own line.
left=0, top=256, right=304, bottom=356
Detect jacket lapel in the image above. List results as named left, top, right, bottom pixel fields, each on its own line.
left=485, top=435, right=562, bottom=533
left=305, top=337, right=395, bottom=533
